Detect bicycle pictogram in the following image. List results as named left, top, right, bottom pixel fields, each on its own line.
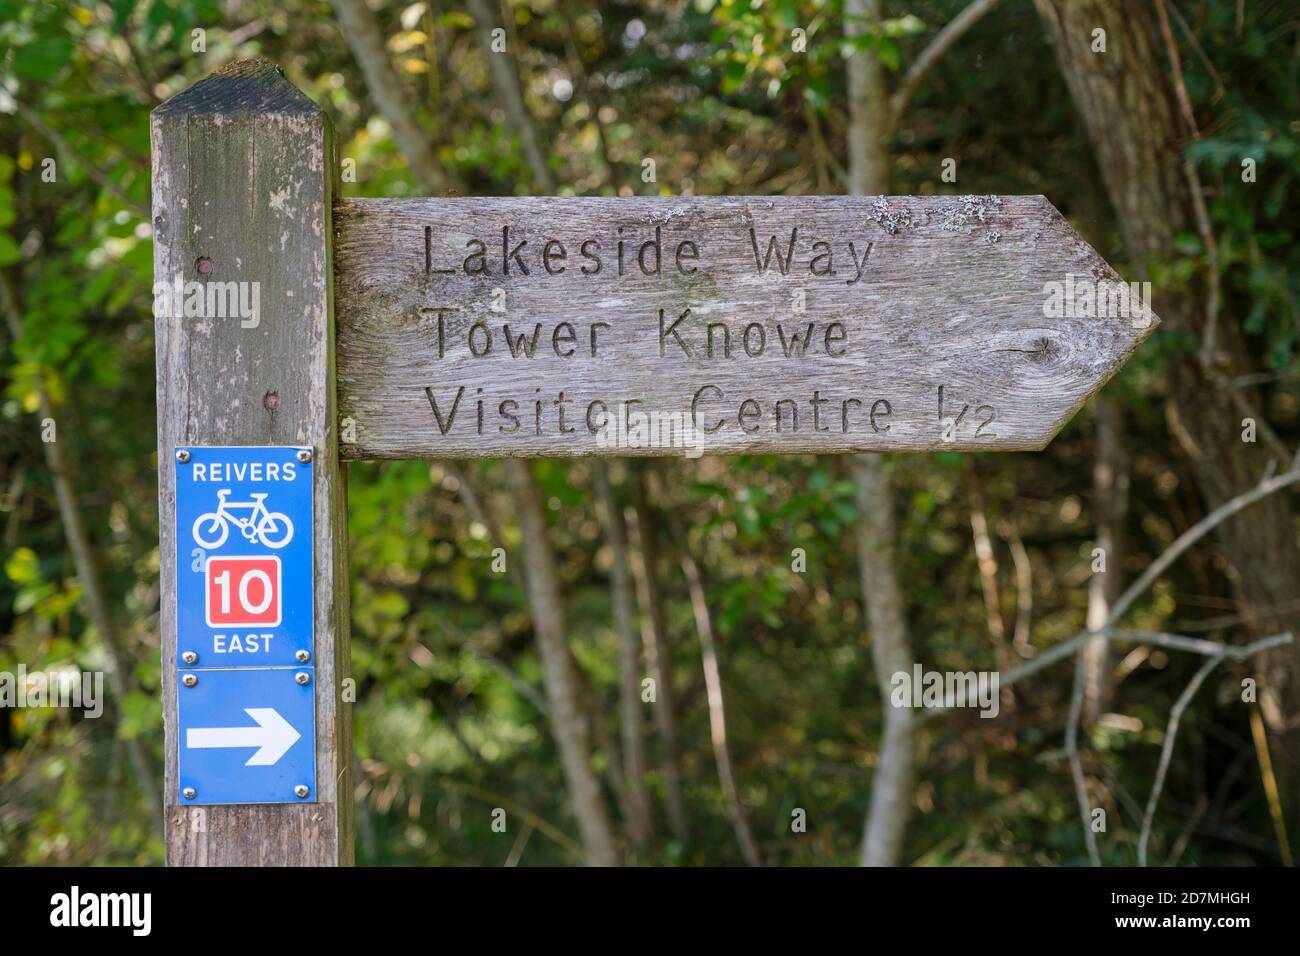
left=192, top=489, right=294, bottom=549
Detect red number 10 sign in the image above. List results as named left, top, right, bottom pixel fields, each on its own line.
left=205, top=556, right=282, bottom=627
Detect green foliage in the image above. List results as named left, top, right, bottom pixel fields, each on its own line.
left=1, top=0, right=1295, bottom=867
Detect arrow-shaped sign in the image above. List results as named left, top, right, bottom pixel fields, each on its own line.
left=336, top=195, right=1158, bottom=457
left=185, top=707, right=301, bottom=766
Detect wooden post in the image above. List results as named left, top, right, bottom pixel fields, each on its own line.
left=152, top=59, right=353, bottom=865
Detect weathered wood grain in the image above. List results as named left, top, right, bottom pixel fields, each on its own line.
left=334, top=195, right=1157, bottom=459
left=152, top=59, right=353, bottom=865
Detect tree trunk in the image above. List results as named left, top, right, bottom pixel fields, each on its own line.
left=648, top=464, right=760, bottom=865
left=330, top=0, right=620, bottom=860
left=593, top=462, right=654, bottom=853
left=330, top=0, right=452, bottom=193
left=1035, top=0, right=1300, bottom=843
left=845, top=0, right=892, bottom=196
left=853, top=456, right=916, bottom=867
left=967, top=466, right=1018, bottom=714
left=679, top=545, right=764, bottom=867
left=466, top=0, right=555, bottom=193
left=1, top=267, right=160, bottom=826
left=1085, top=394, right=1127, bottom=724
left=627, top=466, right=690, bottom=846
left=845, top=0, right=917, bottom=867
left=504, top=459, right=620, bottom=866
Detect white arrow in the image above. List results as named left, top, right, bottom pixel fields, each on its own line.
left=185, top=707, right=301, bottom=766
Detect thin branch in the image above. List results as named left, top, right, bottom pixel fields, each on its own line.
left=653, top=462, right=762, bottom=866
left=1107, top=466, right=1300, bottom=625
left=434, top=607, right=549, bottom=718
left=626, top=465, right=690, bottom=846
left=563, top=21, right=618, bottom=191
left=466, top=0, right=555, bottom=193
left=443, top=461, right=526, bottom=594
left=801, top=97, right=833, bottom=194
left=679, top=545, right=764, bottom=867
left=1248, top=702, right=1294, bottom=866
left=999, top=517, right=1035, bottom=656
left=436, top=697, right=493, bottom=773
left=475, top=648, right=550, bottom=715
left=925, top=630, right=1292, bottom=719
left=1207, top=361, right=1293, bottom=466
left=1166, top=2, right=1226, bottom=103
left=501, top=460, right=620, bottom=865
left=1154, top=0, right=1224, bottom=371
left=441, top=780, right=584, bottom=861
left=1103, top=627, right=1293, bottom=660
left=923, top=461, right=1300, bottom=718
left=121, top=14, right=162, bottom=108
left=1172, top=596, right=1300, bottom=633
left=1066, top=649, right=1102, bottom=866
left=888, top=0, right=1003, bottom=127
left=14, top=103, right=149, bottom=219
left=966, top=470, right=1015, bottom=685
left=503, top=816, right=535, bottom=867
left=1138, top=653, right=1222, bottom=865
left=592, top=461, right=654, bottom=851
left=227, top=19, right=269, bottom=47
left=331, top=0, right=456, bottom=194
left=1165, top=795, right=1210, bottom=866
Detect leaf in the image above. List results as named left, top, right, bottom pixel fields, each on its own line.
left=438, top=11, right=474, bottom=28
left=117, top=690, right=159, bottom=739
left=400, top=3, right=428, bottom=30
left=803, top=78, right=829, bottom=113
left=12, top=37, right=75, bottom=81
left=5, top=546, right=41, bottom=585
left=876, top=37, right=900, bottom=71
left=722, top=61, right=748, bottom=94
left=0, top=234, right=19, bottom=266
left=110, top=0, right=135, bottom=31
left=388, top=30, right=428, bottom=54
left=881, top=15, right=925, bottom=38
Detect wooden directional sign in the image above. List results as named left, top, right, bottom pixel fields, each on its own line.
left=335, top=195, right=1157, bottom=459
left=152, top=59, right=1161, bottom=866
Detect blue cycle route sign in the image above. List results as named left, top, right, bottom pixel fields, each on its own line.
left=175, top=446, right=313, bottom=667
left=174, top=445, right=316, bottom=806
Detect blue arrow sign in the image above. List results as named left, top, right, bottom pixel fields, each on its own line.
left=187, top=707, right=301, bottom=766
left=178, top=666, right=315, bottom=805
left=175, top=446, right=313, bottom=668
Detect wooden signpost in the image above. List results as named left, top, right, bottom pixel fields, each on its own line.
left=152, top=60, right=1158, bottom=865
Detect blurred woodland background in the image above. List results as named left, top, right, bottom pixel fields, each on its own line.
left=2, top=0, right=1300, bottom=866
